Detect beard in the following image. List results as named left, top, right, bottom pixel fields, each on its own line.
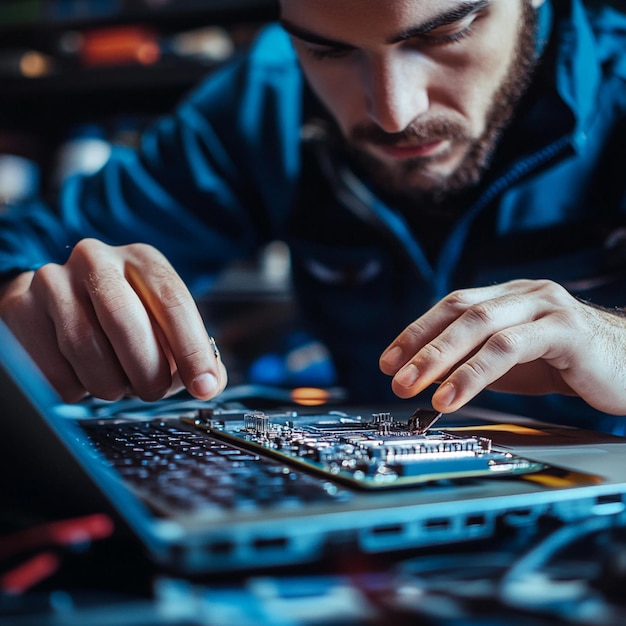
left=339, top=0, right=540, bottom=206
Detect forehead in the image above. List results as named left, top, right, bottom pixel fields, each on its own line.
left=280, top=0, right=498, bottom=43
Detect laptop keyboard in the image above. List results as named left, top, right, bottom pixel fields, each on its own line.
left=79, top=418, right=352, bottom=515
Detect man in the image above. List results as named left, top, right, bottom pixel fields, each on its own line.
left=0, top=0, right=625, bottom=428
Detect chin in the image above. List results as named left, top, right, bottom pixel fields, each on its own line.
left=393, top=158, right=465, bottom=192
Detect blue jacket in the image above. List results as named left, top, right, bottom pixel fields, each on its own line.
left=1, top=0, right=625, bottom=430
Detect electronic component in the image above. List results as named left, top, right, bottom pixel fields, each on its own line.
left=407, top=408, right=443, bottom=434
left=189, top=408, right=546, bottom=489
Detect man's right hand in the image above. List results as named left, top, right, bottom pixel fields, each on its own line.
left=0, top=238, right=227, bottom=403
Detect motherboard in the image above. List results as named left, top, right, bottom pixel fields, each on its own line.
left=188, top=407, right=546, bottom=489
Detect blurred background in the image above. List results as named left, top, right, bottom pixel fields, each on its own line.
left=0, top=0, right=339, bottom=393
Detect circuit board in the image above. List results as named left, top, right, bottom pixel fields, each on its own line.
left=188, top=408, right=547, bottom=489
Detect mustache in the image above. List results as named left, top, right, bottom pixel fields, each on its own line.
left=349, top=117, right=471, bottom=147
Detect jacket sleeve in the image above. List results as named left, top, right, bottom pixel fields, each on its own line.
left=0, top=24, right=303, bottom=296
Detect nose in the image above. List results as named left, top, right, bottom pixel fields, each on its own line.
left=365, top=54, right=429, bottom=134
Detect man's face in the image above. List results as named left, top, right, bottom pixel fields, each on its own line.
left=280, top=0, right=541, bottom=202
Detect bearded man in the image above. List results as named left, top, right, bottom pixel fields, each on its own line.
left=0, top=0, right=625, bottom=431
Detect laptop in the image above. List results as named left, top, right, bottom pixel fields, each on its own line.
left=2, top=317, right=626, bottom=575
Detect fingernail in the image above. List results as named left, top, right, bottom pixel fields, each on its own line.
left=395, top=363, right=419, bottom=387
left=382, top=346, right=404, bottom=368
left=191, top=373, right=218, bottom=398
left=436, top=382, right=457, bottom=407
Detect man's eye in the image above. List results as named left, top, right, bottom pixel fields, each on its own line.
left=424, top=25, right=474, bottom=45
left=422, top=16, right=478, bottom=46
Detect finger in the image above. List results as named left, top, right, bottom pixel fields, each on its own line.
left=380, top=280, right=542, bottom=376
left=32, top=262, right=131, bottom=401
left=122, top=244, right=226, bottom=400
left=0, top=271, right=87, bottom=402
left=152, top=328, right=227, bottom=399
left=164, top=354, right=228, bottom=400
left=429, top=318, right=568, bottom=412
left=10, top=306, right=88, bottom=403
left=392, top=281, right=571, bottom=398
left=389, top=283, right=557, bottom=399
left=70, top=242, right=173, bottom=401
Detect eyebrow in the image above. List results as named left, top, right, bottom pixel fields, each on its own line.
left=280, top=0, right=491, bottom=49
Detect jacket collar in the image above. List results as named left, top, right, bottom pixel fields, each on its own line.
left=505, top=0, right=601, bottom=159
left=552, top=0, right=602, bottom=148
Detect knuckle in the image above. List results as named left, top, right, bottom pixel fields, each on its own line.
left=507, top=278, right=536, bottom=289
left=126, top=241, right=160, bottom=259
left=58, top=319, right=99, bottom=360
left=70, top=238, right=107, bottom=265
left=72, top=237, right=100, bottom=253
left=461, top=358, right=490, bottom=382
left=533, top=278, right=559, bottom=292
left=31, top=263, right=62, bottom=291
left=531, top=278, right=569, bottom=303
left=443, top=288, right=472, bottom=312
left=464, top=302, right=497, bottom=326
left=155, top=282, right=197, bottom=321
left=160, top=285, right=191, bottom=312
left=85, top=264, right=123, bottom=294
left=487, top=329, right=521, bottom=357
left=403, top=319, right=431, bottom=342
left=94, top=289, right=132, bottom=316
left=419, top=341, right=448, bottom=364
left=127, top=243, right=175, bottom=278
left=454, top=330, right=522, bottom=387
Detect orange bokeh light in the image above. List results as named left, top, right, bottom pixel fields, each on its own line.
left=290, top=387, right=330, bottom=406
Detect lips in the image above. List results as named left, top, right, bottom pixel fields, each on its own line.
left=376, top=139, right=447, bottom=159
